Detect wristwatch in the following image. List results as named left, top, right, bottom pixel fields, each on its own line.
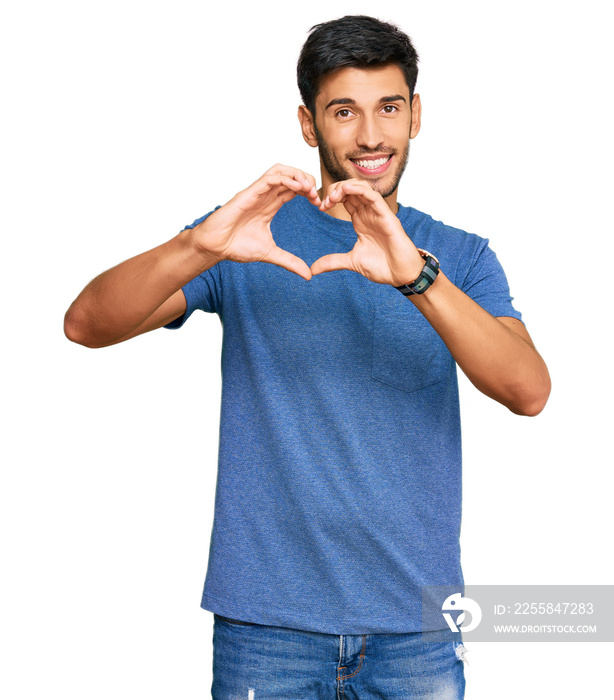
left=394, top=249, right=440, bottom=296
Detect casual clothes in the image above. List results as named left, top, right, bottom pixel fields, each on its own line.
left=166, top=194, right=521, bottom=634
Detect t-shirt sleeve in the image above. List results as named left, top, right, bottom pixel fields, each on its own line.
left=164, top=208, right=223, bottom=330
left=457, top=236, right=523, bottom=322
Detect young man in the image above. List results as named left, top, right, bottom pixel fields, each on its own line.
left=65, top=15, right=550, bottom=699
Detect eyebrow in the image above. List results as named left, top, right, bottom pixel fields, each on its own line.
left=324, top=94, right=407, bottom=111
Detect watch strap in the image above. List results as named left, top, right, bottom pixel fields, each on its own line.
left=395, top=249, right=440, bottom=296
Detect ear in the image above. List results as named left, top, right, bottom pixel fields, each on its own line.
left=298, top=105, right=318, bottom=148
left=410, top=94, right=422, bottom=139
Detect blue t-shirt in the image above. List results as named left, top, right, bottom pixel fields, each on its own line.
left=166, top=194, right=522, bottom=634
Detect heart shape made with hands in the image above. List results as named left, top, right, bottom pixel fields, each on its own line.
left=203, top=165, right=424, bottom=288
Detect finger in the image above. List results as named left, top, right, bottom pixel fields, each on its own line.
left=264, top=245, right=313, bottom=281
left=262, top=173, right=306, bottom=192
left=310, top=252, right=353, bottom=276
left=260, top=174, right=321, bottom=207
left=271, top=177, right=320, bottom=207
left=334, top=180, right=379, bottom=203
left=320, top=179, right=377, bottom=210
left=303, top=184, right=322, bottom=207
left=266, top=163, right=308, bottom=179
left=277, top=187, right=301, bottom=206
left=248, top=174, right=308, bottom=205
left=264, top=164, right=319, bottom=201
left=341, top=196, right=358, bottom=216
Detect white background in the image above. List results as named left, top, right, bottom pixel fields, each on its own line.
left=2, top=0, right=612, bottom=697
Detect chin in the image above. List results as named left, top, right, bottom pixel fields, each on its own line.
left=356, top=175, right=399, bottom=199
left=372, top=180, right=398, bottom=199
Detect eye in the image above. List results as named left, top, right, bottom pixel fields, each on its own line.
left=335, top=108, right=354, bottom=119
left=381, top=104, right=399, bottom=114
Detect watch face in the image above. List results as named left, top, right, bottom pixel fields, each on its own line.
left=417, top=248, right=439, bottom=265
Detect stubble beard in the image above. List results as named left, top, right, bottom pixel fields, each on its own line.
left=314, top=126, right=409, bottom=199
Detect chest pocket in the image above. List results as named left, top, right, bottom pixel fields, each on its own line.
left=372, top=310, right=449, bottom=394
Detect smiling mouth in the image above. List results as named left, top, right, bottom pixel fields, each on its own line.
left=349, top=154, right=393, bottom=173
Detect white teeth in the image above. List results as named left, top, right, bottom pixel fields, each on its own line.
left=354, top=157, right=389, bottom=170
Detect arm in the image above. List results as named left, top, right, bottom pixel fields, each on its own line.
left=311, top=179, right=551, bottom=416
left=64, top=165, right=321, bottom=348
left=409, top=275, right=550, bottom=416
left=64, top=234, right=212, bottom=348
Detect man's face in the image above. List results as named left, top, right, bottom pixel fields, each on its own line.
left=300, top=65, right=420, bottom=201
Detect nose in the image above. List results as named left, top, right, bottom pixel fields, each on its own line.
left=357, top=114, right=384, bottom=150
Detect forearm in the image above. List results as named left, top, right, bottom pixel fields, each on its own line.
left=64, top=228, right=217, bottom=348
left=409, top=272, right=551, bottom=416
left=65, top=167, right=321, bottom=348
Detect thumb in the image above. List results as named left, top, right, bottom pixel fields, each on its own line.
left=310, top=253, right=352, bottom=276
left=264, top=245, right=313, bottom=281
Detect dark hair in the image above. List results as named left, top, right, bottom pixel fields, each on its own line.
left=297, top=15, right=419, bottom=116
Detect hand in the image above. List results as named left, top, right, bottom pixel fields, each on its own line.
left=189, top=164, right=321, bottom=280
left=311, top=179, right=425, bottom=286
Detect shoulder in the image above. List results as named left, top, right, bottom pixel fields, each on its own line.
left=397, top=204, right=490, bottom=276
left=398, top=204, right=486, bottom=248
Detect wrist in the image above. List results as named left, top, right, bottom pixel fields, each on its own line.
left=179, top=226, right=221, bottom=272
left=394, top=249, right=440, bottom=296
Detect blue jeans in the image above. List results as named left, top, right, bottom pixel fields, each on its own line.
left=212, top=614, right=466, bottom=699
